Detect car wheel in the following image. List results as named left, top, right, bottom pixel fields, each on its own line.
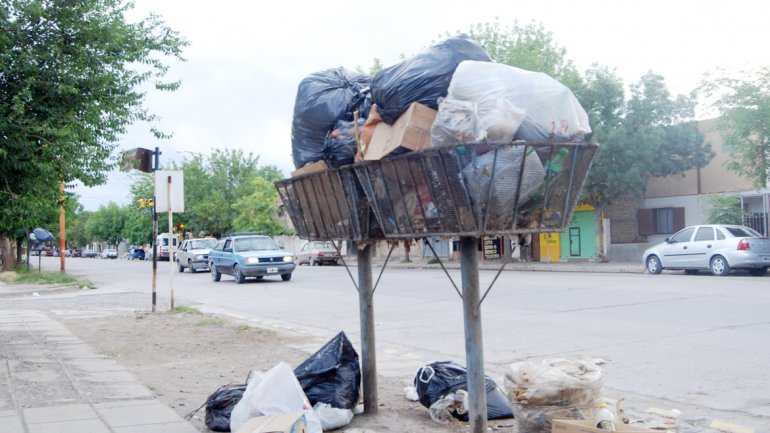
left=188, top=260, right=197, bottom=273
left=211, top=264, right=221, bottom=282
left=748, top=267, right=767, bottom=277
left=281, top=273, right=292, bottom=281
left=311, top=258, right=318, bottom=266
left=318, top=261, right=324, bottom=266
left=256, top=276, right=264, bottom=280
left=710, top=255, right=730, bottom=276
left=177, top=259, right=185, bottom=273
left=646, top=255, right=662, bottom=274
left=684, top=269, right=699, bottom=275
left=234, top=264, right=245, bottom=284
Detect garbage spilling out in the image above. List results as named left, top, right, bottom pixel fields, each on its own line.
left=504, top=358, right=604, bottom=433
left=414, top=360, right=514, bottom=422
left=293, top=331, right=361, bottom=410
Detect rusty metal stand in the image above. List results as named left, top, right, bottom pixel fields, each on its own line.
left=357, top=243, right=378, bottom=414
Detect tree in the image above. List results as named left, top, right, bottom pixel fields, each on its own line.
left=699, top=67, right=770, bottom=188
left=233, top=177, right=294, bottom=236
left=0, top=0, right=187, bottom=269
left=704, top=194, right=742, bottom=225
left=85, top=203, right=125, bottom=249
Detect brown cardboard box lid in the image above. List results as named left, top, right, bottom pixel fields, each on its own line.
left=552, top=419, right=658, bottom=433
left=235, top=411, right=307, bottom=433
left=291, top=160, right=328, bottom=178
left=364, top=102, right=436, bottom=160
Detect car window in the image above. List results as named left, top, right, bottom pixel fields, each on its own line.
left=191, top=239, right=217, bottom=249
left=223, top=239, right=232, bottom=251
left=234, top=237, right=278, bottom=252
left=716, top=229, right=726, bottom=240
left=694, top=227, right=714, bottom=241
left=725, top=226, right=760, bottom=237
left=213, top=240, right=225, bottom=251
left=669, top=228, right=695, bottom=243
left=301, top=243, right=309, bottom=252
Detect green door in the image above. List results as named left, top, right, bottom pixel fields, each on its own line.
left=560, top=210, right=596, bottom=259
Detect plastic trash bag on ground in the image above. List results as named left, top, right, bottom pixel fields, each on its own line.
left=291, top=67, right=371, bottom=169
left=504, top=358, right=603, bottom=433
left=294, top=331, right=361, bottom=410
left=229, top=362, right=322, bottom=433
left=447, top=60, right=591, bottom=142
left=414, top=361, right=514, bottom=421
left=203, top=383, right=247, bottom=432
left=313, top=402, right=354, bottom=431
left=371, top=36, right=491, bottom=124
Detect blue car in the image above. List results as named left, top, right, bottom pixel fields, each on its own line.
left=208, top=233, right=295, bottom=284
left=131, top=248, right=146, bottom=260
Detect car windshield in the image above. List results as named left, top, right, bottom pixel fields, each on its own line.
left=725, top=226, right=761, bottom=237
left=314, top=242, right=335, bottom=250
left=233, top=237, right=278, bottom=252
left=191, top=239, right=217, bottom=249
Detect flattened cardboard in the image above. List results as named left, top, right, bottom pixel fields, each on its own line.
left=235, top=411, right=308, bottom=433
left=291, top=160, right=328, bottom=177
left=552, top=419, right=658, bottom=433
left=364, top=102, right=436, bottom=160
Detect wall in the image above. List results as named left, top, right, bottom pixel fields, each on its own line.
left=642, top=194, right=705, bottom=227
left=605, top=195, right=643, bottom=243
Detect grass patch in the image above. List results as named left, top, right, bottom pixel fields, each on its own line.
left=196, top=317, right=225, bottom=326
left=10, top=268, right=91, bottom=288
left=171, top=305, right=203, bottom=315
left=427, top=258, right=440, bottom=265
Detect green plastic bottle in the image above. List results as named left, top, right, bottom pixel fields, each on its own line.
left=544, top=148, right=569, bottom=176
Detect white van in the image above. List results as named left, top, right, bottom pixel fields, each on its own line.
left=157, top=233, right=180, bottom=261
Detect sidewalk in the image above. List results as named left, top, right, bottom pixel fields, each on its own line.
left=0, top=310, right=197, bottom=433
left=349, top=256, right=646, bottom=274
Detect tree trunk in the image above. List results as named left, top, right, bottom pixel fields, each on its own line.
left=403, top=240, right=411, bottom=262
left=0, top=235, right=15, bottom=271
left=594, top=208, right=607, bottom=262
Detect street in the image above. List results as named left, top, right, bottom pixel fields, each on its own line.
left=17, top=256, right=770, bottom=431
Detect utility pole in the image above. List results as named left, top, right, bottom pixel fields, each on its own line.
left=59, top=181, right=66, bottom=272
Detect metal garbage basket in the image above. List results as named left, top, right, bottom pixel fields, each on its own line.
left=275, top=165, right=383, bottom=242
left=353, top=141, right=598, bottom=238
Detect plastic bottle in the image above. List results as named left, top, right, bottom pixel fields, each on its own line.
left=596, top=402, right=616, bottom=431
left=544, top=147, right=569, bottom=176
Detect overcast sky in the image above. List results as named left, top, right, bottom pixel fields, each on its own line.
left=76, top=0, right=768, bottom=210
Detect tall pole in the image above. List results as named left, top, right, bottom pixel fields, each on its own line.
left=59, top=181, right=66, bottom=272
left=151, top=147, right=160, bottom=313
left=168, top=175, right=175, bottom=311
left=357, top=243, right=378, bottom=413
left=460, top=236, right=488, bottom=433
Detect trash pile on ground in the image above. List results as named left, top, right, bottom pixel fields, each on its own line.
left=193, top=331, right=359, bottom=433
left=504, top=358, right=604, bottom=433
left=289, top=34, right=591, bottom=180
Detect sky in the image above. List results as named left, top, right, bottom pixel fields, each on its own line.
left=76, top=0, right=769, bottom=210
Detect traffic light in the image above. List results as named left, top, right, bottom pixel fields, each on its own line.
left=147, top=198, right=154, bottom=208
left=138, top=198, right=146, bottom=208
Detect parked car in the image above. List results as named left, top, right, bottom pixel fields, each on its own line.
left=643, top=224, right=770, bottom=276
left=297, top=241, right=341, bottom=266
left=131, top=248, right=146, bottom=261
left=82, top=249, right=98, bottom=258
left=176, top=238, right=217, bottom=273
left=209, top=233, right=295, bottom=284
left=101, top=249, right=118, bottom=259
left=73, top=249, right=83, bottom=258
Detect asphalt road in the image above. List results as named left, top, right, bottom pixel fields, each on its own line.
left=18, top=256, right=770, bottom=431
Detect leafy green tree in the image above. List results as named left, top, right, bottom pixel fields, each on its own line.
left=67, top=209, right=93, bottom=250
left=704, top=194, right=742, bottom=225
left=0, top=0, right=187, bottom=268
left=85, top=203, right=125, bottom=249
left=233, top=177, right=294, bottom=236
left=699, top=67, right=770, bottom=188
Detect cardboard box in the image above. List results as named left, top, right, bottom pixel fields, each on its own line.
left=363, top=102, right=436, bottom=160
left=291, top=160, right=328, bottom=178
left=235, top=411, right=308, bottom=433
left=552, top=419, right=658, bottom=433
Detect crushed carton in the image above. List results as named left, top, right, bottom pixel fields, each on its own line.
left=552, top=419, right=657, bottom=433
left=235, top=411, right=308, bottom=433
left=363, top=102, right=436, bottom=160
left=291, top=160, right=328, bottom=177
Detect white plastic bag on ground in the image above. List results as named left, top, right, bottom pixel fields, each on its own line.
left=229, top=362, right=322, bottom=433
left=313, top=402, right=354, bottom=431
left=448, top=61, right=591, bottom=142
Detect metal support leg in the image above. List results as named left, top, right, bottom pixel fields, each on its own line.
left=358, top=243, right=378, bottom=413
left=460, top=236, right=487, bottom=433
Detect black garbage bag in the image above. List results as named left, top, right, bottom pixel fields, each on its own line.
left=414, top=361, right=513, bottom=421
left=294, top=331, right=361, bottom=409
left=322, top=119, right=365, bottom=168
left=201, top=383, right=247, bottom=432
left=371, top=36, right=491, bottom=124
left=291, top=68, right=371, bottom=169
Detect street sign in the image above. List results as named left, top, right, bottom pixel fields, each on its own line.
left=154, top=170, right=185, bottom=213
left=121, top=148, right=153, bottom=173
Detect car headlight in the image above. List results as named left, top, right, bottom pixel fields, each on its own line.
left=194, top=254, right=204, bottom=260
left=283, top=256, right=293, bottom=262
left=246, top=257, right=260, bottom=264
